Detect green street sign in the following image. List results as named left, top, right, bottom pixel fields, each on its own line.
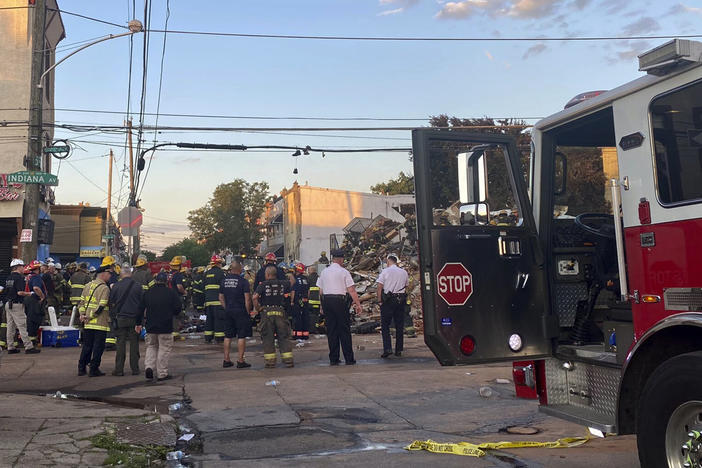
left=7, top=171, right=59, bottom=186
left=102, top=235, right=114, bottom=240
left=43, top=145, right=70, bottom=155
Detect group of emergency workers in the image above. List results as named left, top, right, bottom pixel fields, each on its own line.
left=1, top=247, right=411, bottom=377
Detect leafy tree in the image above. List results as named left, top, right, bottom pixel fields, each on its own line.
left=426, top=116, right=530, bottom=210
left=141, top=250, right=157, bottom=262
left=370, top=171, right=415, bottom=195
left=188, top=179, right=269, bottom=255
left=159, top=238, right=211, bottom=267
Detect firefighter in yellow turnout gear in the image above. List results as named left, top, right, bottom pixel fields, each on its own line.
left=253, top=266, right=294, bottom=368
left=168, top=256, right=187, bottom=340
left=77, top=265, right=113, bottom=376
left=204, top=256, right=225, bottom=343
left=132, top=255, right=154, bottom=292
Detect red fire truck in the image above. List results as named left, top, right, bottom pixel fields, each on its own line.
left=412, top=39, right=702, bottom=468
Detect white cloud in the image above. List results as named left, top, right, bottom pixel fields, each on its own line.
left=435, top=0, right=566, bottom=20
left=378, top=7, right=405, bottom=15
left=667, top=3, right=702, bottom=16
left=523, top=43, right=547, bottom=59
left=378, top=0, right=419, bottom=15
left=435, top=0, right=491, bottom=19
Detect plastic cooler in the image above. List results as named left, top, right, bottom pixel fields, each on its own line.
left=41, top=326, right=80, bottom=347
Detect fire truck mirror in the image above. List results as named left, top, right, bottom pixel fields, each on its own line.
left=459, top=202, right=489, bottom=226
left=554, top=151, right=567, bottom=195
left=457, top=150, right=487, bottom=204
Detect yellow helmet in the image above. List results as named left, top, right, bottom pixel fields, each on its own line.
left=196, top=266, right=205, bottom=273
left=170, top=256, right=182, bottom=268
left=114, top=264, right=121, bottom=275
left=100, top=255, right=116, bottom=268
left=135, top=254, right=148, bottom=267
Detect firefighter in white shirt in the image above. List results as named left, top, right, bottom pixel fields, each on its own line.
left=376, top=253, right=409, bottom=358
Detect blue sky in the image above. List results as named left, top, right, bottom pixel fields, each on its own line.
left=48, top=0, right=698, bottom=251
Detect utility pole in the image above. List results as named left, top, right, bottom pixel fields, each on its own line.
left=22, top=0, right=47, bottom=262
left=106, top=149, right=113, bottom=255
left=126, top=119, right=135, bottom=262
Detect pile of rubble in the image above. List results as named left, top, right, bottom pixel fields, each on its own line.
left=341, top=215, right=423, bottom=335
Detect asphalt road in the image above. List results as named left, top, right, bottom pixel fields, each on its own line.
left=0, top=332, right=640, bottom=467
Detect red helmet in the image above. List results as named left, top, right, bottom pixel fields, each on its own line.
left=264, top=252, right=276, bottom=262
left=294, top=262, right=305, bottom=274
left=28, top=260, right=42, bottom=270
left=210, top=255, right=223, bottom=265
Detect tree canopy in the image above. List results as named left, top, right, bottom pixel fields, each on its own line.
left=141, top=250, right=157, bottom=262
left=188, top=179, right=269, bottom=255
left=370, top=171, right=415, bottom=195
left=159, top=238, right=211, bottom=267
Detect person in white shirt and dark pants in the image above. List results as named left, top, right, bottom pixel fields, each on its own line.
left=316, top=249, right=363, bottom=365
left=376, top=254, right=409, bottom=358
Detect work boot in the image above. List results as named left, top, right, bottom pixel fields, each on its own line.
left=25, top=348, right=41, bottom=354
left=284, top=360, right=294, bottom=368
left=145, top=368, right=154, bottom=380
left=112, top=370, right=124, bottom=376
left=78, top=368, right=87, bottom=376
left=394, top=351, right=402, bottom=357
left=7, top=349, right=20, bottom=354
left=381, top=351, right=392, bottom=358
left=89, top=369, right=105, bottom=377
left=157, top=375, right=172, bottom=382
left=223, top=360, right=234, bottom=368
left=264, top=360, right=276, bottom=369
left=236, top=361, right=251, bottom=369
left=132, top=369, right=140, bottom=376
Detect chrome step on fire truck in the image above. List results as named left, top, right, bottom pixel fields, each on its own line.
left=412, top=39, right=702, bottom=468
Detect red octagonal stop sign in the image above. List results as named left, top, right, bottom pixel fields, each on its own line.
left=436, top=262, right=473, bottom=306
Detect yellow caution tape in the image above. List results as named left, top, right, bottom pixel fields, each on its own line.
left=405, top=434, right=591, bottom=457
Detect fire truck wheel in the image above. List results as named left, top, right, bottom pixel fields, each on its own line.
left=636, top=351, right=702, bottom=468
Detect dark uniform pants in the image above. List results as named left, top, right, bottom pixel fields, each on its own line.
left=260, top=309, right=293, bottom=364
left=79, top=329, right=107, bottom=371
left=205, top=305, right=219, bottom=342
left=114, top=318, right=140, bottom=374
left=381, top=295, right=406, bottom=353
left=24, top=295, right=43, bottom=345
left=291, top=302, right=310, bottom=339
left=321, top=295, right=355, bottom=364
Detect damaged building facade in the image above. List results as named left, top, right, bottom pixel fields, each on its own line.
left=258, top=182, right=414, bottom=265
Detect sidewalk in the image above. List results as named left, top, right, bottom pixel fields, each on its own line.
left=0, top=393, right=176, bottom=467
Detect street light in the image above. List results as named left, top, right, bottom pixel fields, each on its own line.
left=38, top=19, right=144, bottom=88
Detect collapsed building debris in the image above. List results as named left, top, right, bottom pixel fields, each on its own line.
left=340, top=214, right=423, bottom=335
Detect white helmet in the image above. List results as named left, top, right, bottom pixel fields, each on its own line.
left=55, top=263, right=62, bottom=269
left=46, top=257, right=55, bottom=263
left=10, top=258, right=24, bottom=267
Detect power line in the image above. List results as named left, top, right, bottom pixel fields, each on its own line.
left=139, top=0, right=170, bottom=201
left=40, top=123, right=531, bottom=132
left=149, top=29, right=702, bottom=42
left=39, top=7, right=702, bottom=43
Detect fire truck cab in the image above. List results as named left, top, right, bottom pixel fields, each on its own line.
left=412, top=39, right=702, bottom=467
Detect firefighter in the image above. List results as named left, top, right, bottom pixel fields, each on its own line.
left=318, top=251, right=330, bottom=265
left=254, top=252, right=286, bottom=291
left=291, top=262, right=311, bottom=340
left=100, top=256, right=118, bottom=350
left=132, top=254, right=154, bottom=292
left=316, top=249, right=362, bottom=365
left=218, top=261, right=253, bottom=368
left=376, top=253, right=409, bottom=358
left=243, top=265, right=255, bottom=289
left=168, top=256, right=187, bottom=340
left=191, top=266, right=205, bottom=316
left=24, top=260, right=46, bottom=348
left=51, top=263, right=67, bottom=314
left=69, top=263, right=91, bottom=310
left=204, top=255, right=225, bottom=343
left=253, top=266, right=294, bottom=368
left=4, top=259, right=38, bottom=354
left=77, top=265, right=113, bottom=376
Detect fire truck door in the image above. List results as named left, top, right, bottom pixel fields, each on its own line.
left=412, top=129, right=554, bottom=365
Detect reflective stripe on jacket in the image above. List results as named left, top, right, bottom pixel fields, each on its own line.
left=204, top=266, right=224, bottom=306
left=69, top=271, right=91, bottom=305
